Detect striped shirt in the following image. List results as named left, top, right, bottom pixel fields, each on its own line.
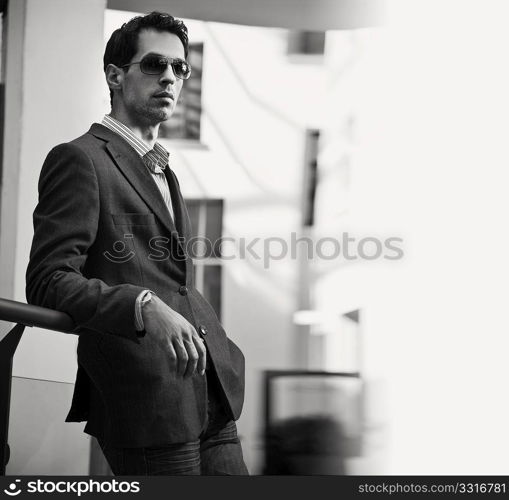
left=101, top=114, right=174, bottom=220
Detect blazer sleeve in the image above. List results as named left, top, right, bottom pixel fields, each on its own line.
left=26, top=142, right=144, bottom=343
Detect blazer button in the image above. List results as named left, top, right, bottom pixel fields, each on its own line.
left=179, top=285, right=188, bottom=296
left=198, top=325, right=208, bottom=336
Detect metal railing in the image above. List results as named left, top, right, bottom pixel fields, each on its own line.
left=0, top=297, right=76, bottom=475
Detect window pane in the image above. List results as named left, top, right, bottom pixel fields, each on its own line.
left=158, top=43, right=203, bottom=141
left=185, top=199, right=200, bottom=240
left=205, top=200, right=223, bottom=257
left=7, top=377, right=91, bottom=474
left=203, top=265, right=222, bottom=320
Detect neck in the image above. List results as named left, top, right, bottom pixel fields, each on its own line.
left=109, top=108, right=160, bottom=149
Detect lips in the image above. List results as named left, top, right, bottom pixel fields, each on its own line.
left=154, top=91, right=174, bottom=100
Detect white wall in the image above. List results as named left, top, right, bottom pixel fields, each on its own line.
left=313, top=0, right=509, bottom=474
left=376, top=0, right=509, bottom=474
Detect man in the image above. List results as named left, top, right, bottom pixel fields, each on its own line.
left=26, top=12, right=247, bottom=475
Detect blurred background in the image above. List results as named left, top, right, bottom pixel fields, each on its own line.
left=1, top=0, right=509, bottom=475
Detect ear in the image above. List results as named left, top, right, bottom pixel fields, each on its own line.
left=105, top=63, right=124, bottom=92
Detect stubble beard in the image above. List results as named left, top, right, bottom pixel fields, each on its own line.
left=136, top=100, right=173, bottom=127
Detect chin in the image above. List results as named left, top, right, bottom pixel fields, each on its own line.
left=153, top=107, right=173, bottom=122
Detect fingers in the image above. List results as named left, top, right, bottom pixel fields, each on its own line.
left=167, top=343, right=178, bottom=374
left=183, top=338, right=199, bottom=378
left=192, top=333, right=207, bottom=375
left=171, top=327, right=206, bottom=378
left=172, top=338, right=188, bottom=377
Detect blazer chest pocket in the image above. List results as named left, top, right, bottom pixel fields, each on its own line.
left=112, top=213, right=156, bottom=226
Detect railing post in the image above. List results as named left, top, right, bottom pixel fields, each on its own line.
left=0, top=323, right=26, bottom=475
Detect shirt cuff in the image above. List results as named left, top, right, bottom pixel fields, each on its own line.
left=134, top=290, right=153, bottom=332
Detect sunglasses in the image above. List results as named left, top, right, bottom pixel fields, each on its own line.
left=122, top=54, right=192, bottom=80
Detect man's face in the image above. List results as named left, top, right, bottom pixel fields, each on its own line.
left=119, top=29, right=185, bottom=126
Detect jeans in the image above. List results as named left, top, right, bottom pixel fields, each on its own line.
left=98, top=420, right=248, bottom=475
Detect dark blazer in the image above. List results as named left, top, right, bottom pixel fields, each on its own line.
left=26, top=124, right=245, bottom=447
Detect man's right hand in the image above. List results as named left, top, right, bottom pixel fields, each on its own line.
left=142, top=295, right=206, bottom=378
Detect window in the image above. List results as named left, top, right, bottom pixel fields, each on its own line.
left=185, top=199, right=223, bottom=320
left=159, top=43, right=203, bottom=142
left=287, top=31, right=326, bottom=56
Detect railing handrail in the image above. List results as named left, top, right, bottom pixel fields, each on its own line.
left=0, top=297, right=77, bottom=474
left=0, top=298, right=75, bottom=334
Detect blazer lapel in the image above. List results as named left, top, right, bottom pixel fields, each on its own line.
left=164, top=167, right=186, bottom=238
left=164, top=166, right=194, bottom=282
left=89, top=124, right=178, bottom=237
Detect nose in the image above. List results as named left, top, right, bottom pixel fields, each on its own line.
left=159, top=62, right=176, bottom=86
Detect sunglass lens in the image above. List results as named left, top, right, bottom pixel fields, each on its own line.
left=139, top=56, right=191, bottom=79
left=173, top=60, right=191, bottom=79
left=141, top=56, right=168, bottom=74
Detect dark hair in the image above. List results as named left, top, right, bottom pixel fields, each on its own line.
left=103, top=11, right=189, bottom=105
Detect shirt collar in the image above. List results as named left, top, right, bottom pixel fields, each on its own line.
left=101, top=115, right=169, bottom=173
left=144, top=142, right=170, bottom=174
